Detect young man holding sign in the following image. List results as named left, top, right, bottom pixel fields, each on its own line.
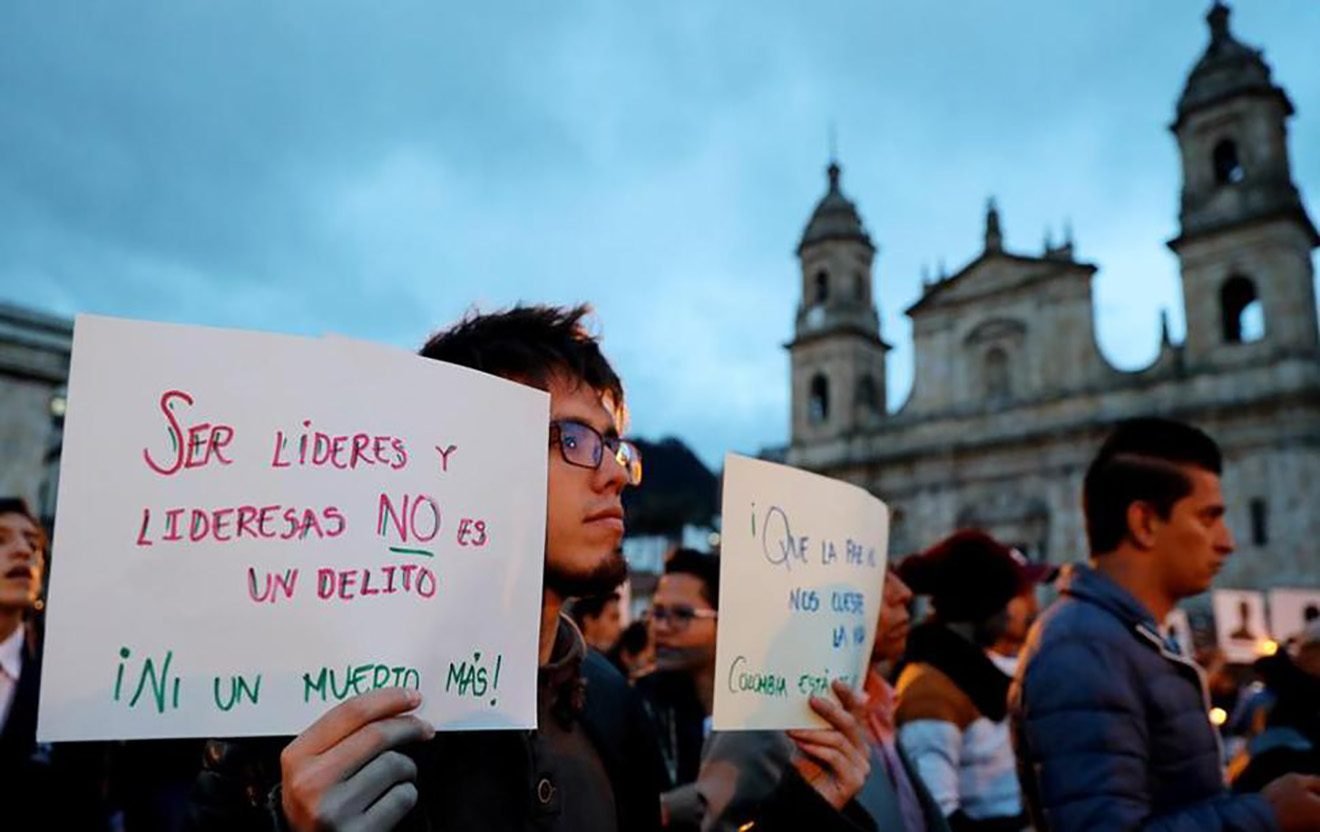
left=191, top=306, right=870, bottom=832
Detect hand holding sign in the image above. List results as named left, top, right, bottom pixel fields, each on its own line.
left=788, top=680, right=872, bottom=809
left=713, top=454, right=889, bottom=730
left=39, top=316, right=548, bottom=741
left=280, top=688, right=433, bottom=832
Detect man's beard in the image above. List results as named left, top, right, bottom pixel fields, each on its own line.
left=545, top=548, right=629, bottom=599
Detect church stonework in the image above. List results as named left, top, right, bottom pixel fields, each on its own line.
left=785, top=4, right=1320, bottom=595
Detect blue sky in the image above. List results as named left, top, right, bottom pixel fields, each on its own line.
left=2, top=1, right=1317, bottom=468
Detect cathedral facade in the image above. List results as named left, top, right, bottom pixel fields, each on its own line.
left=784, top=4, right=1319, bottom=593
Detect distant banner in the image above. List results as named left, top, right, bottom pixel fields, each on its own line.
left=1269, top=588, right=1320, bottom=645
left=1211, top=589, right=1270, bottom=664
left=713, top=454, right=889, bottom=730
left=38, top=315, right=548, bottom=741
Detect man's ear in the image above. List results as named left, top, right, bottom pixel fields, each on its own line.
left=1125, top=500, right=1161, bottom=549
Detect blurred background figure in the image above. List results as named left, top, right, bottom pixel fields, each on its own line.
left=636, top=548, right=719, bottom=825
left=607, top=619, right=655, bottom=682
left=986, top=550, right=1054, bottom=678
left=895, top=530, right=1041, bottom=832
left=1231, top=621, right=1320, bottom=792
left=0, top=497, right=110, bottom=830
left=570, top=589, right=625, bottom=653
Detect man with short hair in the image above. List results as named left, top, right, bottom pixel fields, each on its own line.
left=571, top=590, right=624, bottom=653
left=637, top=548, right=721, bottom=819
left=191, top=305, right=869, bottom=831
left=1010, top=417, right=1320, bottom=831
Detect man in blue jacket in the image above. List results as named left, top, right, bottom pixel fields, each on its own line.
left=1010, top=417, right=1320, bottom=832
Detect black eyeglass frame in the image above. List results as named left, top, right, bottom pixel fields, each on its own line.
left=549, top=419, right=643, bottom=486
left=650, top=603, right=719, bottom=631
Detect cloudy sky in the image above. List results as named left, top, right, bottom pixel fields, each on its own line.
left=2, top=1, right=1317, bottom=468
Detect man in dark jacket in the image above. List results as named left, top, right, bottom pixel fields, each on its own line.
left=189, top=305, right=872, bottom=831
left=1010, top=418, right=1320, bottom=831
left=190, top=305, right=660, bottom=831
left=636, top=547, right=720, bottom=822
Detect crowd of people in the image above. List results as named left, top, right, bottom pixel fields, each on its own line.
left=3, top=303, right=1320, bottom=830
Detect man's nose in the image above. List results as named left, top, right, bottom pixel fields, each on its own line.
left=1218, top=524, right=1236, bottom=554
left=595, top=452, right=629, bottom=493
left=5, top=542, right=36, bottom=562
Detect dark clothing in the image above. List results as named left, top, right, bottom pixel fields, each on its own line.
left=0, top=629, right=111, bottom=830
left=696, top=728, right=943, bottom=832
left=636, top=668, right=707, bottom=789
left=1231, top=652, right=1320, bottom=793
left=188, top=616, right=663, bottom=832
left=740, top=765, right=879, bottom=832
left=1010, top=563, right=1277, bottom=832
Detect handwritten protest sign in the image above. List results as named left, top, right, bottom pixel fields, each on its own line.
left=713, top=454, right=889, bottom=730
left=38, top=315, right=548, bottom=741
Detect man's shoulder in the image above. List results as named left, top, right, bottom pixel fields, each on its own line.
left=1018, top=595, right=1146, bottom=695
left=1031, top=592, right=1132, bottom=653
left=580, top=649, right=651, bottom=744
left=582, top=648, right=634, bottom=703
left=895, top=662, right=978, bottom=729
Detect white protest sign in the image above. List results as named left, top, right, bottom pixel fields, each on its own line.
left=1211, top=589, right=1270, bottom=664
left=1269, top=588, right=1320, bottom=644
left=713, top=454, right=889, bottom=730
left=39, top=315, right=547, bottom=741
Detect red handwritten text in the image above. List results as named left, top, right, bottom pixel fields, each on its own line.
left=142, top=390, right=236, bottom=476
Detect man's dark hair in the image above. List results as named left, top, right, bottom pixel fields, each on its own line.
left=569, top=591, right=621, bottom=629
left=0, top=497, right=37, bottom=523
left=606, top=620, right=651, bottom=675
left=419, top=304, right=624, bottom=412
left=663, top=548, right=720, bottom=609
left=614, top=620, right=649, bottom=655
left=1083, top=417, right=1223, bottom=555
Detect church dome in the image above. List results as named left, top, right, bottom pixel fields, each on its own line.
left=1176, top=3, right=1281, bottom=125
left=799, top=161, right=872, bottom=253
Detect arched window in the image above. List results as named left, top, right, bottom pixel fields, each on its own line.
left=814, top=270, right=830, bottom=304
left=1221, top=275, right=1265, bottom=344
left=855, top=375, right=879, bottom=417
left=1213, top=139, right=1244, bottom=185
left=808, top=374, right=830, bottom=425
left=985, top=347, right=1011, bottom=400
left=853, top=272, right=867, bottom=302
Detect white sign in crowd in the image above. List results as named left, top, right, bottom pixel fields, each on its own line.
left=713, top=454, right=889, bottom=730
left=39, top=315, right=549, bottom=741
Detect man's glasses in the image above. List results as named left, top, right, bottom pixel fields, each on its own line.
left=650, top=603, right=718, bottom=630
left=550, top=420, right=643, bottom=486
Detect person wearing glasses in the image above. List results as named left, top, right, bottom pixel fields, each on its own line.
left=637, top=549, right=721, bottom=826
left=190, top=305, right=872, bottom=832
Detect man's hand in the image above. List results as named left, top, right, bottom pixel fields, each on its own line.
left=280, top=687, right=435, bottom=832
left=786, top=680, right=871, bottom=810
left=1263, top=773, right=1320, bottom=832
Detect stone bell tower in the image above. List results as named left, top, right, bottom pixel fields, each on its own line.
left=788, top=160, right=889, bottom=447
left=1168, top=1, right=1319, bottom=369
